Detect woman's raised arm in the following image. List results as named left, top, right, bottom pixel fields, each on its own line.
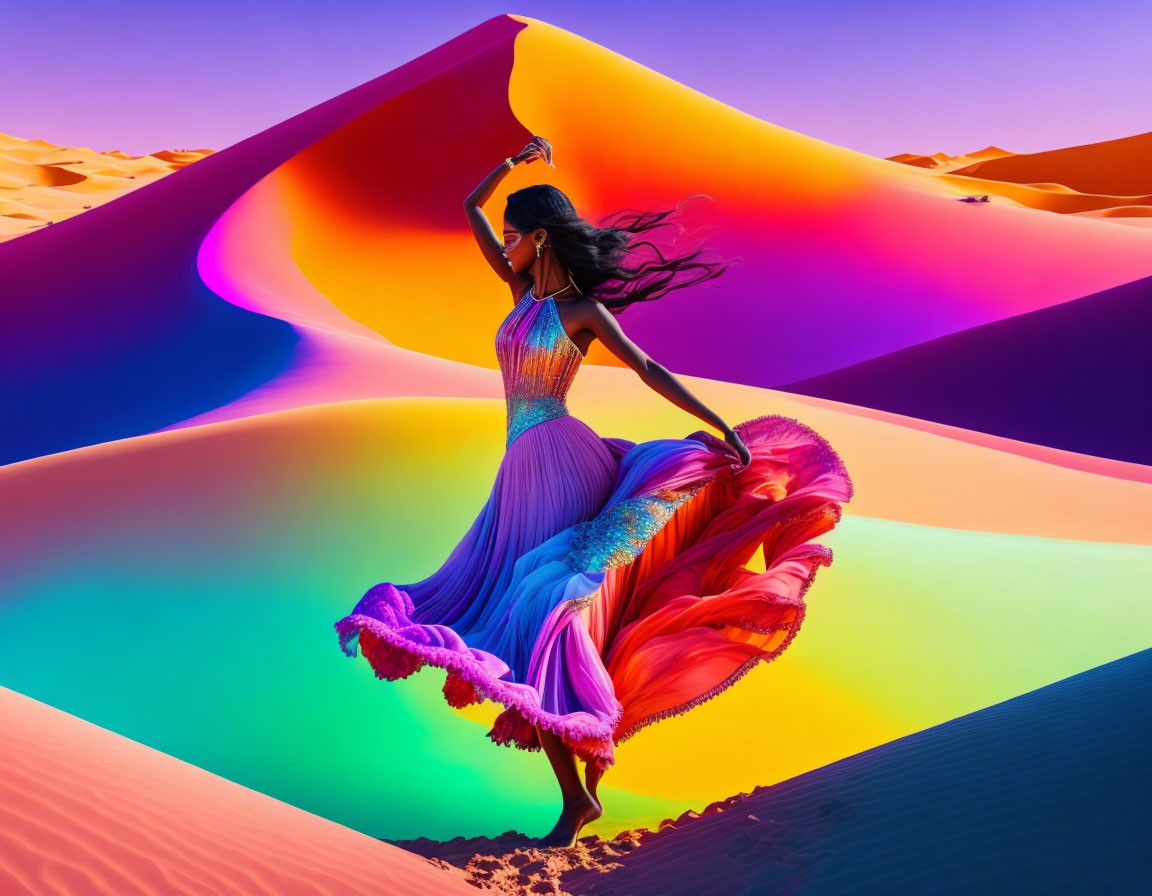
left=463, top=139, right=551, bottom=292
left=463, top=158, right=520, bottom=285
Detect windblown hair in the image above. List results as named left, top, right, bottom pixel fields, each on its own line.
left=504, top=185, right=737, bottom=313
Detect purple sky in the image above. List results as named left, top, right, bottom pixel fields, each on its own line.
left=5, top=1, right=1149, bottom=159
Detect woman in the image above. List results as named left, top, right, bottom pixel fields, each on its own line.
left=334, top=136, right=854, bottom=848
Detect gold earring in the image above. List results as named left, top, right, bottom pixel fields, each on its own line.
left=535, top=240, right=544, bottom=257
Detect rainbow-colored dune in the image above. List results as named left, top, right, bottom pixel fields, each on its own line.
left=2, top=12, right=1149, bottom=889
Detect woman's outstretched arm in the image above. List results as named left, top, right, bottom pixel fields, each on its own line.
left=582, top=301, right=751, bottom=467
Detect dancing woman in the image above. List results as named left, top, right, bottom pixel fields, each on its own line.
left=334, top=136, right=854, bottom=848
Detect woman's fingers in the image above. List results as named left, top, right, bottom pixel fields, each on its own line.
left=514, top=140, right=552, bottom=165
left=531, top=137, right=553, bottom=160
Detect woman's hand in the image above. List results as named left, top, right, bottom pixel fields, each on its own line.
left=722, top=426, right=752, bottom=472
left=513, top=136, right=554, bottom=167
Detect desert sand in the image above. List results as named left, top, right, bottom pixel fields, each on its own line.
left=0, top=685, right=483, bottom=894
left=888, top=131, right=1152, bottom=223
left=0, top=131, right=213, bottom=242
left=3, top=645, right=1148, bottom=894
left=388, top=647, right=1152, bottom=894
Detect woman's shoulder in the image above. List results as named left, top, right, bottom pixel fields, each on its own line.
left=556, top=293, right=607, bottom=333
left=565, top=293, right=608, bottom=321
left=556, top=291, right=601, bottom=309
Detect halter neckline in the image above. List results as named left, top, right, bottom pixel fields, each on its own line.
left=522, top=285, right=585, bottom=359
left=528, top=285, right=577, bottom=304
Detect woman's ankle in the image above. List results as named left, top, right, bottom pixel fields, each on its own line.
left=562, top=789, right=596, bottom=809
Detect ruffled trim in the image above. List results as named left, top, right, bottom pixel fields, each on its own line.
left=334, top=583, right=624, bottom=770
left=484, top=704, right=624, bottom=771
left=596, top=414, right=853, bottom=744
left=723, top=413, right=856, bottom=504
left=613, top=539, right=833, bottom=744
left=682, top=415, right=855, bottom=518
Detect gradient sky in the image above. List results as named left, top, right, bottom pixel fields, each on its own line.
left=4, top=0, right=1150, bottom=160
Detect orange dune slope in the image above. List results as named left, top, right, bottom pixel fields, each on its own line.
left=0, top=686, right=479, bottom=895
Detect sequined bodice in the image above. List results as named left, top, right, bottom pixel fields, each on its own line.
left=495, top=286, right=583, bottom=448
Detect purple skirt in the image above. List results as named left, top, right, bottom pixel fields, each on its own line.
left=335, top=413, right=854, bottom=770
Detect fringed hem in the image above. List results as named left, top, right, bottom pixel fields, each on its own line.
left=334, top=605, right=622, bottom=771
left=487, top=705, right=619, bottom=772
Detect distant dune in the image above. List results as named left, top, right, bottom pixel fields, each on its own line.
left=949, top=130, right=1152, bottom=195
left=888, top=131, right=1152, bottom=222
left=0, top=131, right=214, bottom=242
left=886, top=144, right=1015, bottom=170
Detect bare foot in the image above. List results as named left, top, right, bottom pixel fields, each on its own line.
left=535, top=792, right=603, bottom=848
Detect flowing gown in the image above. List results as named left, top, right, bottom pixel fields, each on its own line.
left=334, top=285, right=854, bottom=771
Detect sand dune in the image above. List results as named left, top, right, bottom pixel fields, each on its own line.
left=887, top=144, right=1014, bottom=170
left=3, top=12, right=1149, bottom=892
left=390, top=647, right=1152, bottom=894
left=3, top=606, right=1148, bottom=893
left=6, top=16, right=1152, bottom=467
left=950, top=129, right=1152, bottom=195
left=0, top=685, right=481, bottom=895
left=888, top=131, right=1152, bottom=220
left=0, top=130, right=214, bottom=242
left=780, top=270, right=1152, bottom=465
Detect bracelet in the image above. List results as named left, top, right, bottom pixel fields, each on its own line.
left=504, top=156, right=515, bottom=170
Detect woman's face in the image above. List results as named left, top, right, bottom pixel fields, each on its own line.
left=501, top=219, right=539, bottom=275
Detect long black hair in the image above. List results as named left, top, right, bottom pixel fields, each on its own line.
left=504, top=185, right=738, bottom=313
